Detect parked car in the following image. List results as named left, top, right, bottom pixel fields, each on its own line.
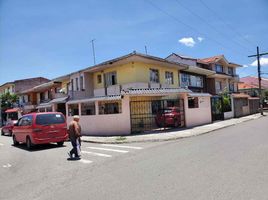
left=1, top=121, right=14, bottom=136
left=155, top=107, right=181, bottom=127
left=12, top=112, right=68, bottom=149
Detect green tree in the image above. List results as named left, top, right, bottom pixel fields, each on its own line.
left=0, top=92, right=19, bottom=111
left=221, top=88, right=232, bottom=112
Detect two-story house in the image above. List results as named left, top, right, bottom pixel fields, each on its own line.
left=66, top=52, right=212, bottom=135
left=19, top=75, right=70, bottom=114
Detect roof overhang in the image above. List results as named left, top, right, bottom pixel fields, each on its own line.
left=121, top=88, right=191, bottom=96
left=36, top=103, right=52, bottom=109
left=184, top=66, right=215, bottom=76
left=231, top=93, right=250, bottom=98
left=67, top=95, right=122, bottom=104
left=188, top=93, right=212, bottom=97
left=208, top=73, right=232, bottom=79
left=50, top=96, right=68, bottom=104
left=20, top=81, right=62, bottom=94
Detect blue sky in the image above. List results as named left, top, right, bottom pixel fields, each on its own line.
left=0, top=0, right=268, bottom=85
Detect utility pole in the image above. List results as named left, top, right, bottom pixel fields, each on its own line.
left=91, top=39, right=96, bottom=65
left=248, top=46, right=268, bottom=115
left=145, top=45, right=148, bottom=55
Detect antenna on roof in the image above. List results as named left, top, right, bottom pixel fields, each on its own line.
left=90, top=39, right=96, bottom=65
left=145, top=45, right=148, bottom=55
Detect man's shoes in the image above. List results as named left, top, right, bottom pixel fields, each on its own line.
left=68, top=152, right=72, bottom=158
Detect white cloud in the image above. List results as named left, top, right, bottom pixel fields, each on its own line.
left=197, top=37, right=204, bottom=42
left=250, top=57, right=268, bottom=67
left=178, top=37, right=196, bottom=47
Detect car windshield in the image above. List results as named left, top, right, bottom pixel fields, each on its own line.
left=36, top=114, right=65, bottom=125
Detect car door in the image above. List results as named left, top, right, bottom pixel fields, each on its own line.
left=15, top=115, right=33, bottom=142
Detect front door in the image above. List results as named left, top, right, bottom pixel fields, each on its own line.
left=211, top=96, right=224, bottom=121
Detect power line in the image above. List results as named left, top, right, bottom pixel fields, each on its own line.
left=199, top=0, right=257, bottom=48
left=174, top=0, right=253, bottom=53
left=145, top=0, right=249, bottom=58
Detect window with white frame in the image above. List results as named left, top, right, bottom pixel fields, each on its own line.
left=105, top=71, right=117, bottom=86
left=216, top=81, right=222, bottom=92
left=150, top=69, right=159, bottom=83
left=81, top=102, right=95, bottom=115
left=180, top=73, right=203, bottom=88
left=165, top=71, right=174, bottom=85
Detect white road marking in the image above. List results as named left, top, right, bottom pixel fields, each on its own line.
left=0, top=143, right=4, bottom=146
left=86, top=147, right=129, bottom=153
left=79, top=159, right=92, bottom=164
left=3, top=163, right=12, bottom=168
left=102, top=144, right=143, bottom=150
left=81, top=150, right=112, bottom=158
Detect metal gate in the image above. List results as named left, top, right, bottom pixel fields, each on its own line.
left=130, top=99, right=185, bottom=133
left=211, top=96, right=224, bottom=121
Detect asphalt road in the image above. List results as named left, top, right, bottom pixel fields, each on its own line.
left=1, top=115, right=268, bottom=200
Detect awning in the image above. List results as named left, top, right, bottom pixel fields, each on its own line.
left=121, top=88, right=191, bottom=96
left=36, top=103, right=52, bottom=109
left=5, top=108, right=20, bottom=113
left=188, top=93, right=212, bottom=97
left=49, top=97, right=68, bottom=104
left=67, top=95, right=122, bottom=104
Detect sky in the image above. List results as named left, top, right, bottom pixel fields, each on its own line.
left=0, top=0, right=268, bottom=85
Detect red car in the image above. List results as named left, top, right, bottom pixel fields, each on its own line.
left=155, top=107, right=181, bottom=128
left=1, top=121, right=14, bottom=136
left=12, top=112, right=68, bottom=149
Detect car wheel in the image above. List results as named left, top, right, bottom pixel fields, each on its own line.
left=57, top=141, right=64, bottom=146
left=13, top=135, right=19, bottom=146
left=26, top=137, right=32, bottom=150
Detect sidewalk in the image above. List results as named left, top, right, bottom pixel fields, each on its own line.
left=81, top=113, right=265, bottom=144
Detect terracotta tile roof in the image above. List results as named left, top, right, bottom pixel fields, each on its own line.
left=198, top=55, right=224, bottom=64
left=240, top=76, right=268, bottom=89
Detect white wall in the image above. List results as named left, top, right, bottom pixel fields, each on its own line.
left=67, top=96, right=131, bottom=136
left=183, top=94, right=212, bottom=127
left=224, top=97, right=234, bottom=119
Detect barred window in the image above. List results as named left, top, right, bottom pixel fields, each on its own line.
left=188, top=97, right=199, bottom=108
left=165, top=71, right=174, bottom=85
left=99, top=101, right=122, bottom=115
left=150, top=69, right=159, bottom=83
left=81, top=102, right=95, bottom=115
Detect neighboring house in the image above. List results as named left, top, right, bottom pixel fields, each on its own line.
left=66, top=51, right=212, bottom=135
left=166, top=53, right=215, bottom=93
left=0, top=77, right=50, bottom=126
left=18, top=75, right=70, bottom=114
left=238, top=76, right=268, bottom=97
left=0, top=82, right=15, bottom=95
left=197, top=55, right=241, bottom=95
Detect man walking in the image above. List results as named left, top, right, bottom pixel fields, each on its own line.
left=68, top=115, right=82, bottom=159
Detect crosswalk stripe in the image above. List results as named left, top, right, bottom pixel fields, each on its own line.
left=81, top=150, right=112, bottom=157
left=102, top=144, right=143, bottom=150
left=86, top=147, right=128, bottom=153
left=79, top=159, right=92, bottom=164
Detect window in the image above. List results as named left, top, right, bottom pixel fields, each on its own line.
left=216, top=81, right=222, bottom=92
left=18, top=115, right=33, bottom=126
left=80, top=76, right=84, bottom=91
left=71, top=79, right=74, bottom=91
left=215, top=64, right=223, bottom=73
left=229, top=83, right=235, bottom=92
left=76, top=77, right=79, bottom=91
left=97, top=74, right=102, bottom=84
left=228, top=67, right=234, bottom=75
left=68, top=104, right=79, bottom=116
left=81, top=102, right=95, bottom=115
left=165, top=71, right=174, bottom=85
left=105, top=72, right=117, bottom=86
left=188, top=97, right=199, bottom=108
left=99, top=101, right=122, bottom=114
left=36, top=114, right=65, bottom=125
left=180, top=73, right=203, bottom=88
left=150, top=69, right=159, bottom=83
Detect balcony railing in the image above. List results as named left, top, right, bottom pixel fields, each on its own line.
left=68, top=90, right=87, bottom=100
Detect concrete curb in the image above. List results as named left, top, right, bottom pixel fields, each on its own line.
left=81, top=113, right=265, bottom=144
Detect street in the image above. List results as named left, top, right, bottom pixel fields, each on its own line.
left=1, top=116, right=268, bottom=200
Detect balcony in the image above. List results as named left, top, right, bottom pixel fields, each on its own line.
left=68, top=90, right=87, bottom=100
left=54, top=93, right=68, bottom=99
